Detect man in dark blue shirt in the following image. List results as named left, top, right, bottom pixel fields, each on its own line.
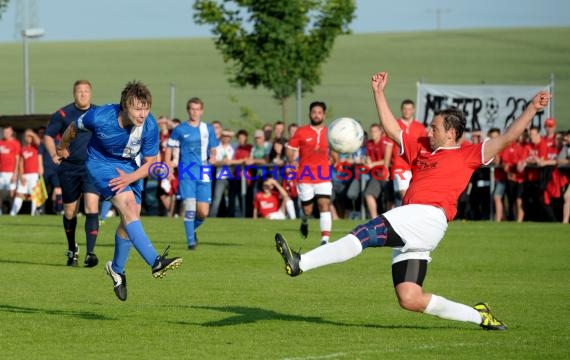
left=45, top=80, right=100, bottom=268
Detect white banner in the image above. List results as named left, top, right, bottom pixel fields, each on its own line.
left=416, top=83, right=552, bottom=135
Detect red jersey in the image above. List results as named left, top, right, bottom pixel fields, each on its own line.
left=365, top=135, right=391, bottom=163
left=542, top=135, right=559, bottom=161
left=390, top=119, right=426, bottom=173
left=0, top=138, right=21, bottom=172
left=501, top=142, right=526, bottom=183
left=234, top=144, right=252, bottom=178
left=400, top=132, right=486, bottom=221
left=254, top=191, right=280, bottom=218
left=287, top=125, right=330, bottom=183
left=524, top=141, right=547, bottom=182
left=21, top=144, right=40, bottom=174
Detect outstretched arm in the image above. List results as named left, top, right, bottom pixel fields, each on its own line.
left=371, top=72, right=402, bottom=145
left=483, top=91, right=551, bottom=163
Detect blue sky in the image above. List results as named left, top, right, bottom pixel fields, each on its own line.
left=0, top=0, right=569, bottom=43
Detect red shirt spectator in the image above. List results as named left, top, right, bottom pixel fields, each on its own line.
left=0, top=137, right=21, bottom=173
left=21, top=144, right=40, bottom=174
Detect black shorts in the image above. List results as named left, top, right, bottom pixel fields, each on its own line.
left=58, top=162, right=99, bottom=204
left=506, top=180, right=524, bottom=200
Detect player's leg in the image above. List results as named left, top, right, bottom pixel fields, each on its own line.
left=9, top=193, right=25, bottom=216
left=180, top=179, right=198, bottom=249
left=392, top=259, right=506, bottom=330
left=194, top=180, right=212, bottom=245
left=112, top=189, right=159, bottom=266
left=315, top=183, right=333, bottom=245
left=297, top=183, right=315, bottom=238
left=100, top=199, right=113, bottom=222
left=83, top=191, right=100, bottom=267
left=294, top=215, right=403, bottom=273
left=105, top=221, right=131, bottom=301
left=9, top=175, right=27, bottom=216
left=58, top=164, right=83, bottom=266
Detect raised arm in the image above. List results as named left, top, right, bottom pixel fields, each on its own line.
left=483, top=91, right=551, bottom=163
left=371, top=72, right=402, bottom=145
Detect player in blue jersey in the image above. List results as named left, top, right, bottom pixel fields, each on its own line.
left=165, top=97, right=219, bottom=250
left=56, top=81, right=182, bottom=301
left=44, top=80, right=101, bottom=268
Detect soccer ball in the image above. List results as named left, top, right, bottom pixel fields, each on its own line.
left=327, top=117, right=364, bottom=154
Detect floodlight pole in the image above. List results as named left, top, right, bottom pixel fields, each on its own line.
left=22, top=28, right=45, bottom=114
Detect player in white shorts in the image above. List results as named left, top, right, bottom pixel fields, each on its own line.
left=276, top=71, right=551, bottom=331
left=286, top=101, right=333, bottom=245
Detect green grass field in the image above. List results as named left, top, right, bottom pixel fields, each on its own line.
left=0, top=216, right=568, bottom=359
left=1, top=27, right=569, bottom=130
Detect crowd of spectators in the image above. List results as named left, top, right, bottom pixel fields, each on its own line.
left=1, top=116, right=569, bottom=223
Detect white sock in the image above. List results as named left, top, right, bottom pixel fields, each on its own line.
left=319, top=211, right=331, bottom=241
left=10, top=197, right=23, bottom=216
left=299, top=234, right=362, bottom=272
left=31, top=201, right=37, bottom=215
left=285, top=199, right=296, bottom=219
left=424, top=294, right=481, bottom=324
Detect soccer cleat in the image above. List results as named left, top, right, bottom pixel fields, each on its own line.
left=320, top=239, right=328, bottom=246
left=65, top=245, right=79, bottom=267
left=474, top=302, right=507, bottom=330
left=84, top=252, right=99, bottom=268
left=152, top=246, right=183, bottom=279
left=105, top=261, right=127, bottom=301
left=275, top=233, right=302, bottom=277
left=300, top=221, right=308, bottom=238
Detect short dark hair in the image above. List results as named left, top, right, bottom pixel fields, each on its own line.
left=120, top=80, right=152, bottom=111
left=236, top=129, right=248, bottom=137
left=487, top=127, right=501, bottom=136
left=435, top=108, right=466, bottom=141
left=309, top=101, right=326, bottom=112
left=186, top=97, right=204, bottom=110
left=401, top=99, right=415, bottom=108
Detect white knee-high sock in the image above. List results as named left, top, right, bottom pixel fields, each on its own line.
left=424, top=294, right=482, bottom=324
left=285, top=199, right=296, bottom=219
left=319, top=211, right=332, bottom=241
left=299, top=234, right=362, bottom=272
left=10, top=197, right=23, bottom=216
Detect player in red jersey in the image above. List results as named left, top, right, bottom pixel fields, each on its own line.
left=276, top=71, right=552, bottom=331
left=385, top=99, right=426, bottom=206
left=286, top=101, right=333, bottom=245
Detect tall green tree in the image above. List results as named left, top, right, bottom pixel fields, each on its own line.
left=193, top=0, right=355, bottom=124
left=0, top=0, right=10, bottom=20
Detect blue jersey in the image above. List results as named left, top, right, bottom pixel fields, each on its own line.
left=46, top=102, right=97, bottom=164
left=77, top=104, right=159, bottom=168
left=167, top=121, right=219, bottom=181
left=75, top=104, right=159, bottom=201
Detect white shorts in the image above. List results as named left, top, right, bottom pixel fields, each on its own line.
left=267, top=211, right=287, bottom=220
left=16, top=173, right=40, bottom=195
left=297, top=182, right=333, bottom=202
left=393, top=170, right=412, bottom=192
left=0, top=172, right=16, bottom=191
left=383, top=204, right=448, bottom=264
